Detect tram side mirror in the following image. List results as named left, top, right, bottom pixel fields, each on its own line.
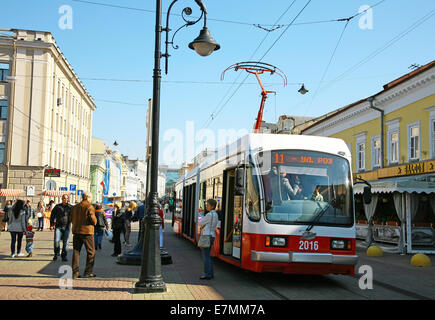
left=235, top=166, right=245, bottom=196
left=363, top=186, right=372, bottom=204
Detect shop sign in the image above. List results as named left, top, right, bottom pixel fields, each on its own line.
left=44, top=168, right=60, bottom=177
left=378, top=160, right=435, bottom=179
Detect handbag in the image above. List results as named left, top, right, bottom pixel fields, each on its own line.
left=197, top=212, right=214, bottom=249
left=104, top=229, right=113, bottom=241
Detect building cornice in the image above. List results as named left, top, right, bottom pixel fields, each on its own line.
left=303, top=64, right=435, bottom=135
left=0, top=32, right=96, bottom=110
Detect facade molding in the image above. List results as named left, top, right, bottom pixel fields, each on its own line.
left=303, top=66, right=435, bottom=136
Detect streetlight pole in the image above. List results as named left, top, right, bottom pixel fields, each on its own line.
left=134, top=0, right=220, bottom=294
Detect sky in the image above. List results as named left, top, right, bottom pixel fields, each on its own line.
left=2, top=0, right=435, bottom=168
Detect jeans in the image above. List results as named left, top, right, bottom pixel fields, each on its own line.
left=94, top=228, right=104, bottom=248
left=38, top=217, right=44, bottom=230
left=10, top=232, right=24, bottom=255
left=201, top=236, right=215, bottom=278
left=26, top=241, right=34, bottom=253
left=54, top=225, right=70, bottom=258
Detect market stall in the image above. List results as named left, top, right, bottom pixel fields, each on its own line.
left=354, top=177, right=435, bottom=254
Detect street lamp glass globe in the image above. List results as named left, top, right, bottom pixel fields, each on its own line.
left=191, top=42, right=216, bottom=57
left=188, top=27, right=220, bottom=57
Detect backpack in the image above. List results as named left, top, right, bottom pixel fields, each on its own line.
left=96, top=213, right=106, bottom=228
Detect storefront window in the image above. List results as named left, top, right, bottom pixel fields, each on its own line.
left=410, top=193, right=435, bottom=251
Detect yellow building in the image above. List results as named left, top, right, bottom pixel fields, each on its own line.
left=302, top=60, right=435, bottom=254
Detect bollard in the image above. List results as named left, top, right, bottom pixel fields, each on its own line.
left=410, top=253, right=431, bottom=267
left=366, top=245, right=383, bottom=257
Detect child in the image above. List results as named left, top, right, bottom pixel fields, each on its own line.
left=25, top=222, right=35, bottom=257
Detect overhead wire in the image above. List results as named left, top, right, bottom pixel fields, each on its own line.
left=297, top=5, right=435, bottom=116
left=305, top=18, right=351, bottom=113
left=200, top=0, right=298, bottom=130
left=70, top=0, right=350, bottom=28
left=203, top=0, right=313, bottom=129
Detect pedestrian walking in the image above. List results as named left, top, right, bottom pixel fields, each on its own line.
left=111, top=202, right=125, bottom=257
left=25, top=222, right=35, bottom=257
left=124, top=201, right=137, bottom=246
left=8, top=199, right=27, bottom=258
left=132, top=201, right=146, bottom=242
left=94, top=204, right=108, bottom=250
left=158, top=204, right=164, bottom=247
left=23, top=200, right=32, bottom=224
left=70, top=192, right=97, bottom=279
left=36, top=201, right=45, bottom=231
left=50, top=194, right=73, bottom=262
left=2, top=200, right=13, bottom=231
left=198, top=199, right=219, bottom=280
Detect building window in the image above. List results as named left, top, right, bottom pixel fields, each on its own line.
left=372, top=136, right=381, bottom=168
left=408, top=122, right=420, bottom=161
left=390, top=132, right=399, bottom=164
left=0, top=63, right=9, bottom=81
left=432, top=119, right=435, bottom=159
left=0, top=143, right=5, bottom=164
left=0, top=100, right=8, bottom=119
left=357, top=143, right=366, bottom=171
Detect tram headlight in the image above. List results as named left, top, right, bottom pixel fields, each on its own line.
left=265, top=236, right=287, bottom=247
left=330, top=239, right=352, bottom=250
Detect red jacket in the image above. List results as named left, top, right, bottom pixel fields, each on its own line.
left=158, top=207, right=164, bottom=230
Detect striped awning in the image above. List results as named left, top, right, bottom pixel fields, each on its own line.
left=0, top=189, right=24, bottom=197
left=42, top=190, right=70, bottom=197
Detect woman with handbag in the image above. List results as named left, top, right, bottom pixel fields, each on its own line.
left=198, top=199, right=219, bottom=280
left=8, top=199, right=27, bottom=257
left=36, top=201, right=45, bottom=231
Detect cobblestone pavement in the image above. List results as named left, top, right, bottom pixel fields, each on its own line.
left=0, top=214, right=226, bottom=300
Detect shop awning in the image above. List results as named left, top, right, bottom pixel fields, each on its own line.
left=354, top=177, right=435, bottom=195
left=42, top=190, right=71, bottom=197
left=0, top=189, right=24, bottom=197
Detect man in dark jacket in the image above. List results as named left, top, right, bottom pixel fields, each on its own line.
left=50, top=194, right=73, bottom=262
left=23, top=200, right=32, bottom=223
left=71, top=192, right=97, bottom=278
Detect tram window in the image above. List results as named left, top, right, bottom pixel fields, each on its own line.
left=245, top=159, right=260, bottom=221
left=260, top=150, right=353, bottom=227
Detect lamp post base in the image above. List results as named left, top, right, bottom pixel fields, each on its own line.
left=134, top=280, right=167, bottom=293
left=117, top=247, right=172, bottom=265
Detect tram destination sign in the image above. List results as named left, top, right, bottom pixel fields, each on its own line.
left=272, top=152, right=334, bottom=166
left=44, top=168, right=61, bottom=177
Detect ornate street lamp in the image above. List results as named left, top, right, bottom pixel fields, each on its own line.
left=134, top=0, right=220, bottom=294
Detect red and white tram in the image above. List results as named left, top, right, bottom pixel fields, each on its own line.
left=174, top=133, right=362, bottom=276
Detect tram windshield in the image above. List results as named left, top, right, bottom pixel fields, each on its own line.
left=258, top=150, right=353, bottom=227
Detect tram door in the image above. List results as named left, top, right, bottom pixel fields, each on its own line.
left=182, top=183, right=196, bottom=239
left=222, top=169, right=243, bottom=259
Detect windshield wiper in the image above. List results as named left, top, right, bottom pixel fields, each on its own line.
left=305, top=202, right=331, bottom=232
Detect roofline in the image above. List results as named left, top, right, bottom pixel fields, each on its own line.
left=301, top=60, right=435, bottom=133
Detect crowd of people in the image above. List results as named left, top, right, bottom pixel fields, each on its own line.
left=2, top=194, right=217, bottom=280
left=1, top=193, right=144, bottom=278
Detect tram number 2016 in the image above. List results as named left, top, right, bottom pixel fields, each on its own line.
left=298, top=240, right=319, bottom=251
